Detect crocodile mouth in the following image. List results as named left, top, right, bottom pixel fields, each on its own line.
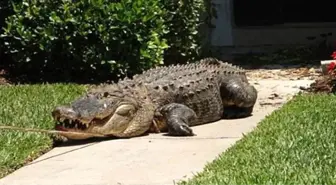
left=51, top=99, right=116, bottom=133
left=53, top=115, right=113, bottom=132
left=55, top=118, right=89, bottom=131
left=52, top=114, right=116, bottom=139
left=52, top=102, right=138, bottom=139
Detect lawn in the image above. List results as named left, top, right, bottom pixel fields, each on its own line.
left=0, top=84, right=86, bottom=178
left=180, top=93, right=336, bottom=185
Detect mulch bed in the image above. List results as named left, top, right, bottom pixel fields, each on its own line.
left=245, top=64, right=336, bottom=94
left=0, top=69, right=11, bottom=85
left=303, top=75, right=336, bottom=93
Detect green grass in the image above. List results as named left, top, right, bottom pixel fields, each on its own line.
left=0, top=84, right=86, bottom=178
left=181, top=93, right=336, bottom=185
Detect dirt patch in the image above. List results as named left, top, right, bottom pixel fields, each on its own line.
left=0, top=69, right=11, bottom=85
left=246, top=64, right=321, bottom=81
left=251, top=79, right=313, bottom=111
left=244, top=64, right=320, bottom=111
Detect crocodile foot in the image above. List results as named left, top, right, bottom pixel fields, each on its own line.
left=159, top=103, right=197, bottom=136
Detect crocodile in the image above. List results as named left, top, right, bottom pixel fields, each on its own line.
left=51, top=57, right=258, bottom=140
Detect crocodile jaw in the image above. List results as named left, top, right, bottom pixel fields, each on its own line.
left=52, top=103, right=138, bottom=140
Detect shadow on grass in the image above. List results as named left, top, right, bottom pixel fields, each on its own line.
left=0, top=53, right=118, bottom=85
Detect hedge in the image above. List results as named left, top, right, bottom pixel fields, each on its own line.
left=161, top=0, right=205, bottom=65
left=0, top=0, right=206, bottom=83
left=0, top=0, right=21, bottom=60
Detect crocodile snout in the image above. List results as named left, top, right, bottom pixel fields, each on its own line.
left=52, top=106, right=78, bottom=120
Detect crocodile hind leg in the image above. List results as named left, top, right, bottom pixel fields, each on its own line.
left=159, top=103, right=197, bottom=136
left=221, top=78, right=258, bottom=119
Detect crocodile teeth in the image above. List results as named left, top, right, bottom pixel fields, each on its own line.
left=80, top=123, right=87, bottom=129
left=82, top=123, right=89, bottom=129
left=56, top=118, right=90, bottom=130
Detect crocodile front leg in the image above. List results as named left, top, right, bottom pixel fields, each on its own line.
left=159, top=103, right=197, bottom=136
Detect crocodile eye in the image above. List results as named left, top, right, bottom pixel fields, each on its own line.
left=103, top=92, right=109, bottom=97
left=115, top=104, right=135, bottom=116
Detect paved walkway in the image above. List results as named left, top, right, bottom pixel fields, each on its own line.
left=0, top=79, right=314, bottom=185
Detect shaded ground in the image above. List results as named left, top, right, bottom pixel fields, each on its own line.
left=0, top=68, right=11, bottom=85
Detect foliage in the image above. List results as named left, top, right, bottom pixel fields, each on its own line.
left=0, top=0, right=21, bottom=59
left=180, top=94, right=336, bottom=184
left=161, top=0, right=205, bottom=64
left=1, top=0, right=168, bottom=82
left=0, top=0, right=21, bottom=32
left=0, top=0, right=209, bottom=83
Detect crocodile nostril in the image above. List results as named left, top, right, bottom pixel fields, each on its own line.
left=52, top=106, right=78, bottom=118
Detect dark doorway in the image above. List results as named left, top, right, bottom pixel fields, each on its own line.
left=233, top=0, right=336, bottom=27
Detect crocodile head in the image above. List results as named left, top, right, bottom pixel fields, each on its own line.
left=52, top=86, right=155, bottom=140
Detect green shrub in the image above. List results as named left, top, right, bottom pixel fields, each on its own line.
left=1, top=0, right=208, bottom=83
left=1, top=0, right=168, bottom=82
left=1, top=0, right=22, bottom=59
left=1, top=0, right=22, bottom=33
left=161, top=0, right=206, bottom=64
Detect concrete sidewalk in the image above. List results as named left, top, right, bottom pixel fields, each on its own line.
left=0, top=79, right=313, bottom=185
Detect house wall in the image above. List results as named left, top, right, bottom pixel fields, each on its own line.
left=210, top=0, right=233, bottom=47
left=209, top=0, right=336, bottom=60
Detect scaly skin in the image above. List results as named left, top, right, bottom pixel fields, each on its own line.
left=52, top=58, right=258, bottom=139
